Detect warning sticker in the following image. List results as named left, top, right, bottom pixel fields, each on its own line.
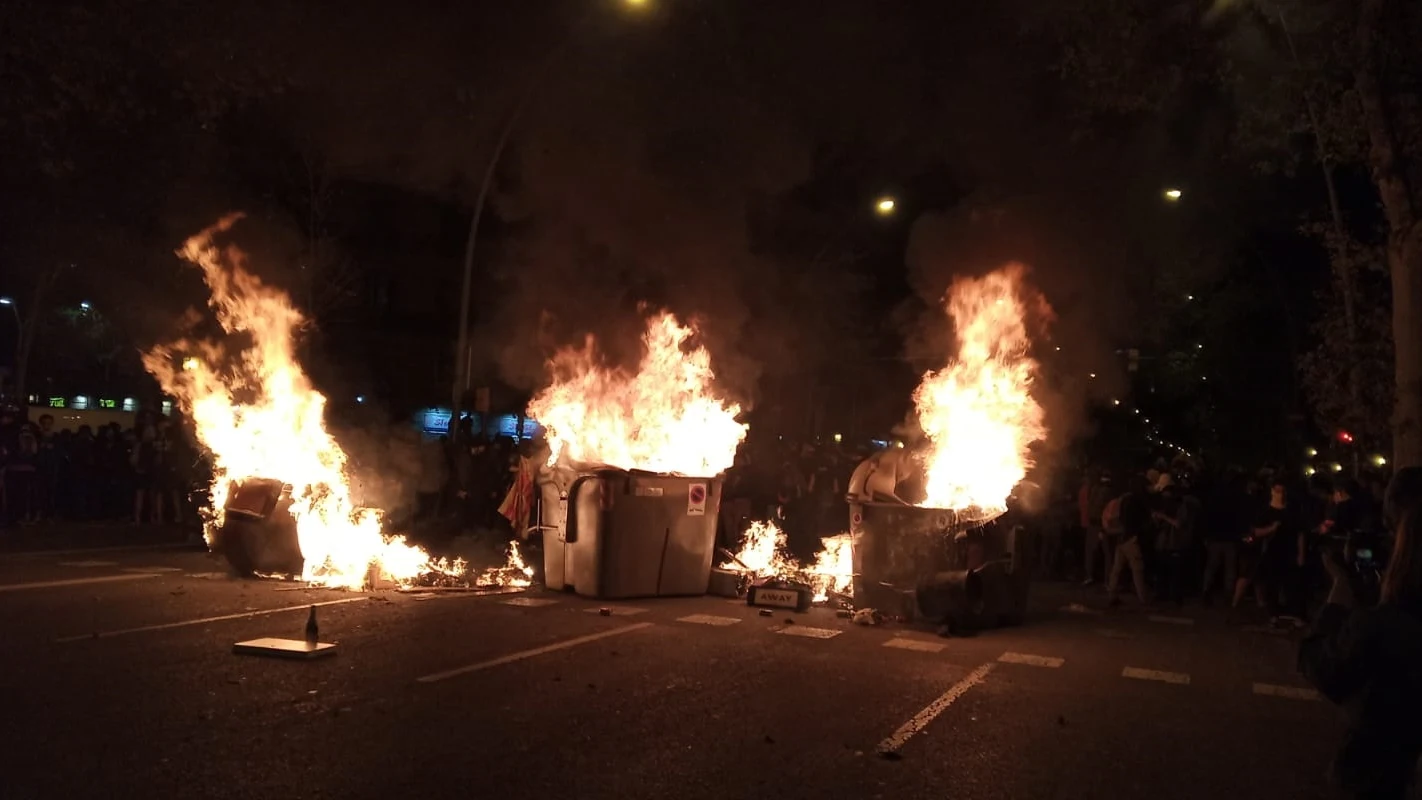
left=687, top=483, right=707, bottom=516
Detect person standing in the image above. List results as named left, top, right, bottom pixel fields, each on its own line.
left=1202, top=468, right=1247, bottom=606
left=1299, top=509, right=1422, bottom=799
left=1108, top=475, right=1152, bottom=607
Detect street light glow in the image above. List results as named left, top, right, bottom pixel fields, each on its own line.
left=80, top=301, right=91, bottom=311
left=0, top=297, right=12, bottom=305
left=875, top=196, right=897, bottom=215
left=1164, top=188, right=1183, bottom=201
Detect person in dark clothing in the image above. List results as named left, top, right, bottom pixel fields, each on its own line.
left=1299, top=507, right=1422, bottom=799
left=1107, top=475, right=1152, bottom=606
left=1202, top=469, right=1248, bottom=605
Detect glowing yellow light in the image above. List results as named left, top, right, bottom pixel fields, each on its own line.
left=1306, top=447, right=1318, bottom=458
left=1112, top=399, right=1121, bottom=406
left=832, top=433, right=843, bottom=444
left=1373, top=454, right=1388, bottom=467
left=181, top=357, right=200, bottom=372
left=1164, top=188, right=1183, bottom=201
left=1088, top=372, right=1097, bottom=379
left=875, top=197, right=897, bottom=215
left=1330, top=463, right=1344, bottom=473
left=1304, top=466, right=1316, bottom=476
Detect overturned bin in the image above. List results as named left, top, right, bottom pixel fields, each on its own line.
left=536, top=466, right=723, bottom=599
left=211, top=478, right=305, bottom=578
left=847, top=449, right=1033, bottom=629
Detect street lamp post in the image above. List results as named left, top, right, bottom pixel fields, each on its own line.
left=451, top=3, right=646, bottom=424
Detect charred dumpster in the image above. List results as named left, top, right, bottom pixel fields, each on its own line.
left=537, top=465, right=723, bottom=599
left=211, top=478, right=305, bottom=578
left=847, top=448, right=1033, bottom=629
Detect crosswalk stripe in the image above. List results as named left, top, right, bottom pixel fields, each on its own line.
left=1252, top=683, right=1319, bottom=701
left=884, top=637, right=946, bottom=653
left=775, top=625, right=841, bottom=639
left=501, top=597, right=560, bottom=607
left=677, top=614, right=742, bottom=626
left=998, top=652, right=1064, bottom=668
left=123, top=566, right=183, bottom=574
left=1122, top=666, right=1190, bottom=685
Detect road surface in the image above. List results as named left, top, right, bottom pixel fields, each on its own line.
left=0, top=543, right=1342, bottom=799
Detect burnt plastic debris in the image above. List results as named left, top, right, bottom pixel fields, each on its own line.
left=214, top=478, right=304, bottom=578
left=305, top=605, right=319, bottom=644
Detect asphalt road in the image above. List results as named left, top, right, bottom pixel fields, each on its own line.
left=0, top=543, right=1344, bottom=800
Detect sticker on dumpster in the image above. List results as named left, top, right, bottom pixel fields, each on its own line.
left=687, top=483, right=707, bottom=516
left=635, top=486, right=664, bottom=497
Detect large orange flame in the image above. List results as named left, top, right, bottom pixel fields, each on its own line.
left=528, top=312, right=747, bottom=476
left=912, top=263, right=1046, bottom=513
left=721, top=521, right=854, bottom=603
left=144, top=215, right=527, bottom=590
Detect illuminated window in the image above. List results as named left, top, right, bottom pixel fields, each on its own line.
left=161, top=400, right=173, bottom=416
left=122, top=398, right=137, bottom=412
left=48, top=396, right=66, bottom=408
left=99, top=398, right=117, bottom=409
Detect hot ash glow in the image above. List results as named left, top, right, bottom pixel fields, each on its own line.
left=528, top=312, right=747, bottom=476
left=144, top=214, right=520, bottom=590
left=912, top=263, right=1047, bottom=514
left=476, top=541, right=535, bottom=588
left=721, top=521, right=854, bottom=603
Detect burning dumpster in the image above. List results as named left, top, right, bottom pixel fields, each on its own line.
left=538, top=465, right=723, bottom=599
left=212, top=478, right=304, bottom=578
left=847, top=447, right=1034, bottom=628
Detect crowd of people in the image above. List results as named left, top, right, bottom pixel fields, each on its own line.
left=1045, top=457, right=1393, bottom=625
left=0, top=407, right=203, bottom=529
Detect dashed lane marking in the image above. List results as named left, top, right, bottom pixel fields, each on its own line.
left=501, top=597, right=560, bottom=608
left=57, top=560, right=119, bottom=568
left=1122, top=666, right=1191, bottom=685
left=1252, top=683, right=1320, bottom=701
left=417, top=622, right=654, bottom=683
left=877, top=662, right=995, bottom=755
left=1147, top=614, right=1195, bottom=626
left=0, top=573, right=159, bottom=593
left=583, top=606, right=649, bottom=616
left=55, top=597, right=368, bottom=642
left=122, top=566, right=183, bottom=574
left=774, top=625, right=842, bottom=640
left=677, top=614, right=742, bottom=627
left=998, top=652, right=1064, bottom=668
left=884, top=637, right=946, bottom=653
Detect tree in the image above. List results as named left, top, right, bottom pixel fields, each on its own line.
left=1036, top=0, right=1422, bottom=466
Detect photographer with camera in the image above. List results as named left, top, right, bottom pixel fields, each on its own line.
left=1298, top=467, right=1422, bottom=799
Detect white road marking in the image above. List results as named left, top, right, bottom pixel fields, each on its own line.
left=677, top=614, right=742, bottom=627
left=57, top=560, right=119, bottom=568
left=583, top=606, right=649, bottom=616
left=185, top=572, right=229, bottom=580
left=775, top=625, right=842, bottom=639
left=0, top=573, right=158, bottom=593
left=55, top=597, right=368, bottom=643
left=1122, top=666, right=1191, bottom=685
left=417, top=622, right=654, bottom=683
left=0, top=541, right=197, bottom=560
left=877, top=662, right=995, bottom=755
left=884, top=637, right=946, bottom=653
left=998, top=652, right=1064, bottom=668
left=1147, top=615, right=1195, bottom=626
left=501, top=597, right=560, bottom=608
left=1252, top=683, right=1320, bottom=701
left=122, top=566, right=183, bottom=574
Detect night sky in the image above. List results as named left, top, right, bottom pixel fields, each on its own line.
left=0, top=0, right=1388, bottom=468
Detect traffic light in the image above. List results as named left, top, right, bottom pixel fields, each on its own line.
left=1337, top=430, right=1354, bottom=445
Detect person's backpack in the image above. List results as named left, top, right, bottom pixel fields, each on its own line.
left=1102, top=496, right=1124, bottom=535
